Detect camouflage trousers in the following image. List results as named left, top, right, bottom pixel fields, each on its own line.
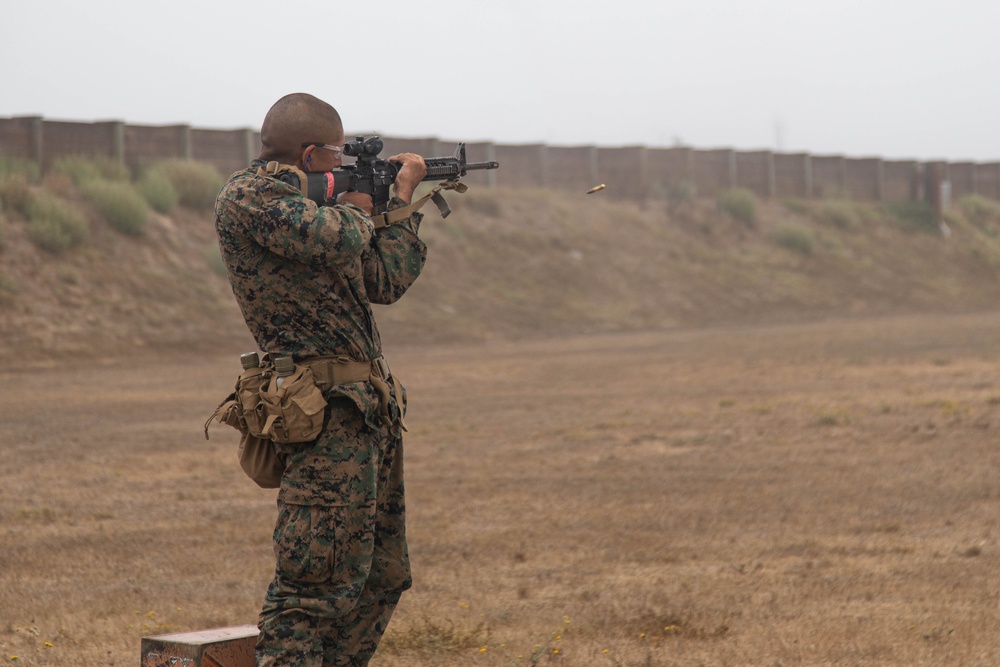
left=257, top=398, right=411, bottom=667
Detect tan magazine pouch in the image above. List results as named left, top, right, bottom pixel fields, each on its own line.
left=237, top=365, right=268, bottom=438
left=258, top=364, right=329, bottom=444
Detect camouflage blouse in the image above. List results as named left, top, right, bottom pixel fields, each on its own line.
left=215, top=162, right=426, bottom=429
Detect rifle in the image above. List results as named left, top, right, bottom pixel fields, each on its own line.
left=289, top=136, right=499, bottom=218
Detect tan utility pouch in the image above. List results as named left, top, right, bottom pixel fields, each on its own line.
left=258, top=364, right=329, bottom=444
left=205, top=360, right=289, bottom=489
left=238, top=432, right=286, bottom=489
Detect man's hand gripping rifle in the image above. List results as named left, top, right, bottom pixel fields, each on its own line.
left=294, top=136, right=499, bottom=222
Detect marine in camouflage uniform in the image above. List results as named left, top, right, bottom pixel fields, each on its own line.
left=214, top=93, right=427, bottom=667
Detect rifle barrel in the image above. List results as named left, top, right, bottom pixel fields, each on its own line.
left=465, top=161, right=500, bottom=171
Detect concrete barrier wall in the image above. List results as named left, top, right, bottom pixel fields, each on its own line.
left=734, top=151, right=773, bottom=198
left=773, top=153, right=811, bottom=198
left=596, top=146, right=647, bottom=200
left=0, top=117, right=37, bottom=158
left=975, top=164, right=1000, bottom=200
left=690, top=149, right=735, bottom=196
left=493, top=144, right=546, bottom=189
left=843, top=158, right=881, bottom=201
left=947, top=163, right=977, bottom=201
left=646, top=147, right=693, bottom=193
left=124, top=124, right=191, bottom=169
left=40, top=120, right=121, bottom=167
left=882, top=160, right=919, bottom=203
left=2, top=116, right=1000, bottom=205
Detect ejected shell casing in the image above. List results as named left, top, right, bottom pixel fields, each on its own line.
left=587, top=184, right=606, bottom=194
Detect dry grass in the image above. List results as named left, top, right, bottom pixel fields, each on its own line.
left=3, top=313, right=1000, bottom=665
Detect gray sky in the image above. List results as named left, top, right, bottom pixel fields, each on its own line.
left=2, top=0, right=998, bottom=162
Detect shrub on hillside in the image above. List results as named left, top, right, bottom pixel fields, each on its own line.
left=771, top=223, right=815, bottom=256
left=814, top=200, right=862, bottom=230
left=157, top=160, right=224, bottom=210
left=887, top=201, right=937, bottom=234
left=53, top=155, right=131, bottom=186
left=0, top=157, right=41, bottom=183
left=717, top=187, right=758, bottom=225
left=81, top=179, right=150, bottom=235
left=26, top=193, right=88, bottom=252
left=959, top=194, right=1000, bottom=227
left=136, top=167, right=179, bottom=213
left=665, top=180, right=697, bottom=213
left=0, top=173, right=34, bottom=215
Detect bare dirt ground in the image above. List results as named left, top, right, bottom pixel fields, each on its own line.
left=2, top=312, right=1000, bottom=666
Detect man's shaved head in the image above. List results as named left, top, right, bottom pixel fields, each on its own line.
left=259, top=93, right=343, bottom=163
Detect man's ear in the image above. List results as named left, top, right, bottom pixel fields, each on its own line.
left=301, top=145, right=315, bottom=171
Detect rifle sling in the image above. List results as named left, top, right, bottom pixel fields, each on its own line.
left=371, top=181, right=469, bottom=228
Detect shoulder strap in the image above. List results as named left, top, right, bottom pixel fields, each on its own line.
left=257, top=161, right=308, bottom=194
left=370, top=181, right=469, bottom=228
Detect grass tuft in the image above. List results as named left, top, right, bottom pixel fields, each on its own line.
left=717, top=187, right=758, bottom=225
left=0, top=157, right=41, bottom=183
left=25, top=192, right=88, bottom=252
left=887, top=201, right=937, bottom=234
left=157, top=160, right=224, bottom=210
left=958, top=194, right=1000, bottom=227
left=136, top=167, right=179, bottom=213
left=53, top=155, right=131, bottom=187
left=80, top=179, right=150, bottom=235
left=0, top=174, right=34, bottom=215
left=815, top=200, right=862, bottom=229
left=381, top=615, right=487, bottom=655
left=664, top=180, right=697, bottom=214
left=771, top=223, right=816, bottom=255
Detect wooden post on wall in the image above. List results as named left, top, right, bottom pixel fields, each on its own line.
left=766, top=151, right=776, bottom=198
left=426, top=138, right=440, bottom=159
left=539, top=144, right=550, bottom=189
left=110, top=121, right=125, bottom=164
left=484, top=143, right=497, bottom=188
left=242, top=128, right=256, bottom=165
left=28, top=116, right=43, bottom=166
left=875, top=159, right=885, bottom=202
left=638, top=147, right=650, bottom=198
left=803, top=154, right=814, bottom=198
left=181, top=125, right=193, bottom=160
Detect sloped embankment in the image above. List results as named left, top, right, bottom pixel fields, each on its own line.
left=2, top=184, right=1000, bottom=364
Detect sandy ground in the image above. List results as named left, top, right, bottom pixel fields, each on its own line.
left=2, top=313, right=1000, bottom=666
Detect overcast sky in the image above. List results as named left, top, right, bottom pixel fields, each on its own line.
left=2, top=0, right=998, bottom=162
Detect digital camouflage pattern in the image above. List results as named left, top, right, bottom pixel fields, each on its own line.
left=215, top=161, right=426, bottom=363
left=215, top=162, right=425, bottom=666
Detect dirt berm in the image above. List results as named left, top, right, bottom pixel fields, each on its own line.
left=2, top=185, right=1000, bottom=365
